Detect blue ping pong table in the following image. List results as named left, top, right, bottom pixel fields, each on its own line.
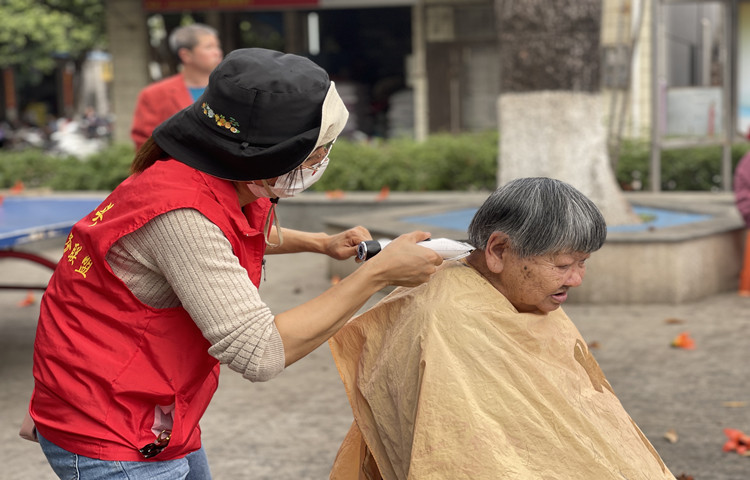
left=0, top=195, right=106, bottom=290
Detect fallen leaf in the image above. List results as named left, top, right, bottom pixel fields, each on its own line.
left=17, top=291, right=36, bottom=307
left=375, top=186, right=390, bottom=202
left=722, top=401, right=747, bottom=408
left=664, top=429, right=679, bottom=444
left=671, top=331, right=695, bottom=350
left=587, top=341, right=601, bottom=349
left=676, top=474, right=694, bottom=480
left=664, top=317, right=685, bottom=324
left=10, top=179, right=24, bottom=194
left=723, top=427, right=750, bottom=455
left=325, top=190, right=345, bottom=199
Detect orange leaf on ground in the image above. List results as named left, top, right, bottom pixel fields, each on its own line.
left=325, top=190, right=345, bottom=199
left=664, top=317, right=685, bottom=324
left=10, top=180, right=24, bottom=194
left=18, top=291, right=35, bottom=307
left=670, top=331, right=695, bottom=350
left=375, top=186, right=390, bottom=202
left=723, top=427, right=750, bottom=455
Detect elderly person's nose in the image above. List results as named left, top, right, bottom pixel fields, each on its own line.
left=566, top=264, right=586, bottom=287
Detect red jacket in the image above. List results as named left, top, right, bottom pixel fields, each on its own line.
left=30, top=160, right=272, bottom=461
left=131, top=74, right=194, bottom=149
left=735, top=152, right=750, bottom=227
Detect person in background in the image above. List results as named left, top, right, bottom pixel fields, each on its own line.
left=131, top=23, right=223, bottom=149
left=734, top=150, right=750, bottom=296
left=329, top=177, right=676, bottom=479
left=24, top=48, right=442, bottom=480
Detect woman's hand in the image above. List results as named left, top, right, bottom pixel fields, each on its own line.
left=324, top=226, right=371, bottom=260
left=364, top=231, right=443, bottom=287
left=274, top=230, right=443, bottom=366
left=266, top=226, right=370, bottom=256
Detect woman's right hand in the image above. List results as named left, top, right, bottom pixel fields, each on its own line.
left=365, top=231, right=443, bottom=288
left=274, top=230, right=442, bottom=367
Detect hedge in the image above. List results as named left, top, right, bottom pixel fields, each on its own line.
left=0, top=132, right=747, bottom=193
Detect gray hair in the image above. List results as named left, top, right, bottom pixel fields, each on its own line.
left=168, top=23, right=218, bottom=55
left=467, top=177, right=607, bottom=258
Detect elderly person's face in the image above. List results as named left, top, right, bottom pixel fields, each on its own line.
left=499, top=249, right=588, bottom=314
left=477, top=232, right=589, bottom=314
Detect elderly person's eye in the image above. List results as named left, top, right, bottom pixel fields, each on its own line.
left=555, top=258, right=575, bottom=268
left=556, top=260, right=586, bottom=271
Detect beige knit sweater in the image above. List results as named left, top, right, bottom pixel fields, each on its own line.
left=106, top=208, right=286, bottom=382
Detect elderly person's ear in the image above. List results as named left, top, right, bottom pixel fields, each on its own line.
left=484, top=232, right=510, bottom=274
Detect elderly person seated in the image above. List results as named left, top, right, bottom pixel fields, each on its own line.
left=329, top=177, right=676, bottom=479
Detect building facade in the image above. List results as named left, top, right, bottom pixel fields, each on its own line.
left=104, top=0, right=742, bottom=151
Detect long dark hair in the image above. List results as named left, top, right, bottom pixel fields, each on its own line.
left=130, top=137, right=170, bottom=174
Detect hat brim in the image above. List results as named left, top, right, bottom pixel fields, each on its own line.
left=154, top=105, right=320, bottom=182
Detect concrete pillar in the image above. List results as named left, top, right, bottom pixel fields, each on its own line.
left=412, top=1, right=429, bottom=141
left=105, top=0, right=150, bottom=145
left=3, top=68, right=18, bottom=122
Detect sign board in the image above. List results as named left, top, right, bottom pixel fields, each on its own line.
left=666, top=86, right=722, bottom=137
left=739, top=2, right=750, bottom=137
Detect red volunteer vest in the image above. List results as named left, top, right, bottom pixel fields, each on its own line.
left=30, top=160, right=272, bottom=461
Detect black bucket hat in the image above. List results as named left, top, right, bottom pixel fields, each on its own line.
left=153, top=48, right=348, bottom=181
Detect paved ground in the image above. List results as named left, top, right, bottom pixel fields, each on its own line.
left=2, top=238, right=749, bottom=479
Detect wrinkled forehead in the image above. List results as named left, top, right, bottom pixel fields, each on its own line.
left=513, top=247, right=589, bottom=261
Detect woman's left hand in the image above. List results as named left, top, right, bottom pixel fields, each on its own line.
left=324, top=226, right=371, bottom=260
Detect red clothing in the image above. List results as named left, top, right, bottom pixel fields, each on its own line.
left=741, top=239, right=750, bottom=295
left=131, top=74, right=194, bottom=149
left=735, top=152, right=750, bottom=293
left=734, top=152, right=750, bottom=227
left=30, top=160, right=272, bottom=461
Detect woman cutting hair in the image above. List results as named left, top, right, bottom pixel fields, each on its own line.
left=24, top=48, right=442, bottom=479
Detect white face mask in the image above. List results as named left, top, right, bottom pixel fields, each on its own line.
left=246, top=157, right=328, bottom=199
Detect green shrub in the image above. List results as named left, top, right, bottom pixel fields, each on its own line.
left=0, top=148, right=62, bottom=188
left=616, top=140, right=750, bottom=191
left=312, top=130, right=499, bottom=192
left=0, top=143, right=134, bottom=191
left=0, top=134, right=499, bottom=193
left=1, top=133, right=746, bottom=193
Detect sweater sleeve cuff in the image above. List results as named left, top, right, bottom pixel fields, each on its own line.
left=251, top=323, right=286, bottom=382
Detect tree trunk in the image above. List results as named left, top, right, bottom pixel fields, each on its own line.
left=495, top=0, right=637, bottom=226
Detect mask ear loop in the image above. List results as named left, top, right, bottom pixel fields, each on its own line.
left=256, top=179, right=283, bottom=247
left=263, top=198, right=283, bottom=247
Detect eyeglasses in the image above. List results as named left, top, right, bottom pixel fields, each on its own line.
left=300, top=140, right=335, bottom=172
